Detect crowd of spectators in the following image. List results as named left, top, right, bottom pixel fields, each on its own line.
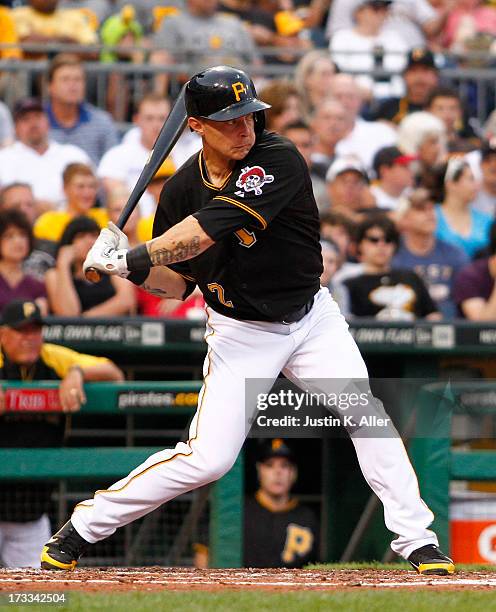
left=1, top=0, right=496, bottom=321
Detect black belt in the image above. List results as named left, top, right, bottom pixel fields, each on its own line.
left=280, top=296, right=315, bottom=324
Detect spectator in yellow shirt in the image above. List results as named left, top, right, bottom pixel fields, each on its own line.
left=34, top=163, right=107, bottom=245
left=12, top=0, right=97, bottom=59
left=0, top=7, right=22, bottom=60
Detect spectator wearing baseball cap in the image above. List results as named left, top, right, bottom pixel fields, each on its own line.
left=393, top=188, right=468, bottom=318
left=243, top=439, right=319, bottom=568
left=371, top=146, right=416, bottom=211
left=0, top=298, right=123, bottom=568
left=370, top=47, right=439, bottom=125
left=325, top=156, right=376, bottom=222
left=330, top=0, right=407, bottom=100
left=0, top=98, right=90, bottom=210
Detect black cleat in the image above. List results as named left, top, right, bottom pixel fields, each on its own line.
left=41, top=520, right=89, bottom=570
left=408, top=544, right=455, bottom=576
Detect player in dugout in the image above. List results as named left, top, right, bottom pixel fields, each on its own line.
left=0, top=299, right=123, bottom=568
left=245, top=439, right=319, bottom=568
left=42, top=66, right=454, bottom=576
left=194, top=438, right=319, bottom=569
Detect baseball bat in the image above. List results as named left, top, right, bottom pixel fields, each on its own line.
left=85, top=85, right=188, bottom=283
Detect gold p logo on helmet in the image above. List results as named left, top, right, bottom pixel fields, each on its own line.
left=232, top=81, right=247, bottom=102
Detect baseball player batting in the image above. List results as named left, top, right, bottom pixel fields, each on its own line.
left=41, top=66, right=454, bottom=576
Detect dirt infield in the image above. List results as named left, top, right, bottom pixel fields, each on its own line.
left=0, top=567, right=495, bottom=593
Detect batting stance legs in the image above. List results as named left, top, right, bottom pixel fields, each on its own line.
left=72, top=289, right=435, bottom=554
left=46, top=289, right=439, bottom=566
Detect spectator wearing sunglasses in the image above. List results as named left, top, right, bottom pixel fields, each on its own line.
left=344, top=214, right=440, bottom=320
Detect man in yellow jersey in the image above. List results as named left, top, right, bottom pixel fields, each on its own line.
left=0, top=299, right=123, bottom=567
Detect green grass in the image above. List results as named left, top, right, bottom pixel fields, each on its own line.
left=307, top=561, right=496, bottom=572
left=6, top=591, right=496, bottom=612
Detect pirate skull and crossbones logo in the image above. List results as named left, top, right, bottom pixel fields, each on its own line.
left=235, top=165, right=274, bottom=195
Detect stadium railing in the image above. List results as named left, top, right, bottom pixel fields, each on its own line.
left=0, top=47, right=495, bottom=124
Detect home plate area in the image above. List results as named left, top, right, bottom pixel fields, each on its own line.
left=0, top=568, right=495, bottom=593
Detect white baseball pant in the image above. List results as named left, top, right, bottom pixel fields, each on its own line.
left=71, top=287, right=438, bottom=559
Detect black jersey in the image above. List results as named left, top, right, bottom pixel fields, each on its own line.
left=369, top=97, right=424, bottom=124
left=243, top=491, right=319, bottom=568
left=153, top=131, right=322, bottom=322
left=344, top=269, right=438, bottom=319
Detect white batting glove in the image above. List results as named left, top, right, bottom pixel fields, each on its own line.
left=83, top=223, right=130, bottom=278
left=107, top=221, right=130, bottom=250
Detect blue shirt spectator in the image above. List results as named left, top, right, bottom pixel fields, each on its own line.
left=435, top=204, right=492, bottom=260
left=394, top=239, right=468, bottom=318
left=434, top=157, right=492, bottom=260
left=393, top=188, right=468, bottom=318
left=46, top=53, right=119, bottom=165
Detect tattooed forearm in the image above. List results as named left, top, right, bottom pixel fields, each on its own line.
left=141, top=283, right=169, bottom=298
left=150, top=236, right=201, bottom=266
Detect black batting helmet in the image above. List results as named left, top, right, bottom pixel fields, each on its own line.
left=185, top=65, right=270, bottom=135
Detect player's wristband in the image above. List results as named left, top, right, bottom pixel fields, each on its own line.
left=126, top=244, right=152, bottom=272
